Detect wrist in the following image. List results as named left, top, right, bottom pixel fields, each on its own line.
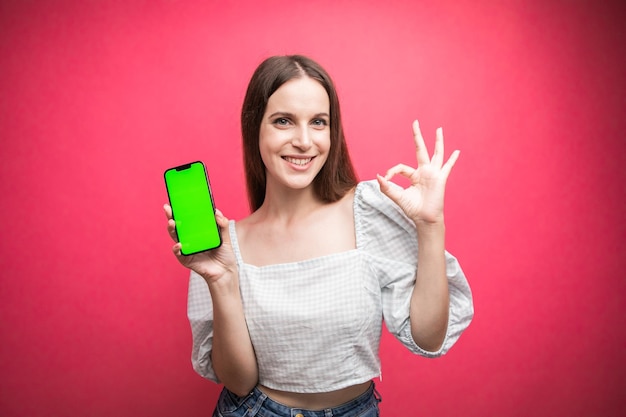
left=415, top=221, right=446, bottom=252
left=414, top=219, right=445, bottom=235
left=205, top=269, right=239, bottom=295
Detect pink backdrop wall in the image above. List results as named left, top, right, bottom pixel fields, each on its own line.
left=1, top=1, right=624, bottom=415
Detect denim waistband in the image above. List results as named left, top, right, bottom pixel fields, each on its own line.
left=219, top=382, right=381, bottom=417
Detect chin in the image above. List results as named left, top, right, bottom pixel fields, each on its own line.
left=278, top=174, right=320, bottom=191
left=285, top=179, right=317, bottom=190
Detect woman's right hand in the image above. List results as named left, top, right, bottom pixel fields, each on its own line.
left=166, top=204, right=258, bottom=392
left=164, top=204, right=237, bottom=285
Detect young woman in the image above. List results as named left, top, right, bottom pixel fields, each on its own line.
left=165, top=55, right=473, bottom=417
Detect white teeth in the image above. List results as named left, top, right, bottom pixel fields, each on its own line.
left=284, top=157, right=312, bottom=166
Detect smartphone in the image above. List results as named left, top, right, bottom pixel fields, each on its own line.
left=164, top=161, right=222, bottom=255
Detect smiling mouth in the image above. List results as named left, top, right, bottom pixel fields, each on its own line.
left=283, top=156, right=313, bottom=166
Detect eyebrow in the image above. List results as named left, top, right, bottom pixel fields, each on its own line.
left=268, top=111, right=330, bottom=119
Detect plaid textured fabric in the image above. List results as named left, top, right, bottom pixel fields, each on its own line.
left=188, top=180, right=473, bottom=393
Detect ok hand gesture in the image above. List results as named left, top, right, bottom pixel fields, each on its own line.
left=377, top=120, right=459, bottom=225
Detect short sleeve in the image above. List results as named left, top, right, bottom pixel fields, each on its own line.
left=187, top=271, right=220, bottom=382
left=355, top=180, right=474, bottom=357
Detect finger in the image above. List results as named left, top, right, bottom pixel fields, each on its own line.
left=163, top=204, right=173, bottom=220
left=383, top=163, right=417, bottom=181
left=167, top=219, right=179, bottom=242
left=441, top=149, right=460, bottom=176
left=377, top=174, right=404, bottom=205
left=413, top=120, right=430, bottom=166
left=431, top=127, right=444, bottom=168
left=172, top=242, right=183, bottom=257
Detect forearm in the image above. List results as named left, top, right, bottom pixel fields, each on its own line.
left=410, top=222, right=450, bottom=352
left=207, top=273, right=258, bottom=396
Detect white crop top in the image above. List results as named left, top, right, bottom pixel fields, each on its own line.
left=187, top=180, right=473, bottom=393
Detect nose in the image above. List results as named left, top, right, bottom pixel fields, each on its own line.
left=292, top=125, right=312, bottom=150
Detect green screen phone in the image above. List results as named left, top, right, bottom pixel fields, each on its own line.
left=164, top=161, right=222, bottom=255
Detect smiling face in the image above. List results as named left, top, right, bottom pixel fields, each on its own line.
left=241, top=55, right=357, bottom=211
left=259, top=76, right=331, bottom=195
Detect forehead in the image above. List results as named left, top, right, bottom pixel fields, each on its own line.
left=265, top=76, right=329, bottom=113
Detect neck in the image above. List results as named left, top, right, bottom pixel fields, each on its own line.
left=256, top=183, right=324, bottom=226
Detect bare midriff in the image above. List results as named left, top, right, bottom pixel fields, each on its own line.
left=258, top=381, right=372, bottom=410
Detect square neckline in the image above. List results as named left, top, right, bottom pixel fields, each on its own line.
left=228, top=182, right=367, bottom=269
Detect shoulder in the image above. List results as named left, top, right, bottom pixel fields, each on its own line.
left=355, top=180, right=405, bottom=220
left=355, top=180, right=418, bottom=259
left=354, top=180, right=379, bottom=202
left=232, top=204, right=267, bottom=238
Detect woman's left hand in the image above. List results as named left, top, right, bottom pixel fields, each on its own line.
left=377, top=120, right=459, bottom=225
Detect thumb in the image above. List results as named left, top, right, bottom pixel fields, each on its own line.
left=215, top=208, right=229, bottom=227
left=214, top=208, right=231, bottom=246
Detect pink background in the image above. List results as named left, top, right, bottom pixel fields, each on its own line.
left=1, top=0, right=624, bottom=415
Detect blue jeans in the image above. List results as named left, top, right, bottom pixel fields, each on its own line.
left=212, top=383, right=381, bottom=417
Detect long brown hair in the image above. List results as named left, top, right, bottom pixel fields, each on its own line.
left=241, top=55, right=358, bottom=211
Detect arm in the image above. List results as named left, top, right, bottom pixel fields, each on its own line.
left=207, top=271, right=259, bottom=396
left=378, top=120, right=459, bottom=351
left=165, top=206, right=258, bottom=395
left=410, top=222, right=449, bottom=351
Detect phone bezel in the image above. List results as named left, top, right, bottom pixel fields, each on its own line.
left=164, top=161, right=222, bottom=255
